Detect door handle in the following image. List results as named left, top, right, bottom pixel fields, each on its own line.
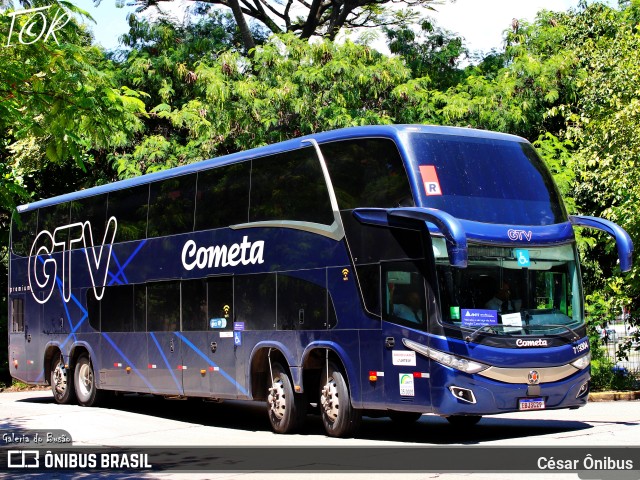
left=385, top=337, right=395, bottom=349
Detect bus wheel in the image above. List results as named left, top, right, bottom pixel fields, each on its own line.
left=446, top=415, right=482, bottom=427
left=51, top=354, right=75, bottom=405
left=389, top=411, right=423, bottom=424
left=320, top=362, right=361, bottom=437
left=74, top=354, right=101, bottom=407
left=267, top=362, right=305, bottom=434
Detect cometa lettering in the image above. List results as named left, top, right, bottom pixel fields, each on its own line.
left=182, top=236, right=265, bottom=271
left=516, top=338, right=548, bottom=347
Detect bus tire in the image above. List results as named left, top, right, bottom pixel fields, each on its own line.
left=74, top=354, right=101, bottom=407
left=51, top=353, right=75, bottom=405
left=267, top=362, right=306, bottom=434
left=320, top=362, right=361, bottom=437
left=446, top=415, right=482, bottom=427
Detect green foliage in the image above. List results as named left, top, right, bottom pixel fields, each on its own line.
left=385, top=19, right=468, bottom=90
left=113, top=31, right=412, bottom=176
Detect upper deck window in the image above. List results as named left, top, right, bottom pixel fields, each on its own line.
left=321, top=138, right=413, bottom=210
left=249, top=147, right=334, bottom=225
left=408, top=133, right=567, bottom=225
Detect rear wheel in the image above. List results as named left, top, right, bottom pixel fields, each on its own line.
left=267, top=362, right=306, bottom=433
left=320, top=362, right=361, bottom=437
left=74, top=354, right=102, bottom=407
left=446, top=415, right=482, bottom=427
left=51, top=353, right=75, bottom=405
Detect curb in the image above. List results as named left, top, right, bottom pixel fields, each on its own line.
left=589, top=391, right=640, bottom=401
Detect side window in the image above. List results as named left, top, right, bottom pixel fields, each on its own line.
left=148, top=175, right=197, bottom=237
left=355, top=264, right=381, bottom=317
left=195, top=163, right=250, bottom=231
left=147, top=281, right=180, bottom=331
left=208, top=276, right=233, bottom=330
left=11, top=298, right=24, bottom=333
left=383, top=262, right=427, bottom=327
left=107, top=185, right=149, bottom=242
left=98, top=285, right=146, bottom=332
left=87, top=289, right=100, bottom=331
left=321, top=138, right=413, bottom=209
left=11, top=210, right=38, bottom=256
left=181, top=279, right=207, bottom=331
left=235, top=273, right=276, bottom=330
left=38, top=203, right=70, bottom=252
left=70, top=195, right=108, bottom=248
left=249, top=147, right=334, bottom=225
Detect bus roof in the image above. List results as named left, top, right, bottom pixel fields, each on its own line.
left=17, top=124, right=526, bottom=213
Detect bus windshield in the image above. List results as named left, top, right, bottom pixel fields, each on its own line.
left=407, top=133, right=567, bottom=225
left=434, top=238, right=583, bottom=336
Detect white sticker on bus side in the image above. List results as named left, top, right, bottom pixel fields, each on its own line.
left=399, top=373, right=415, bottom=397
left=392, top=350, right=416, bottom=366
left=219, top=332, right=233, bottom=338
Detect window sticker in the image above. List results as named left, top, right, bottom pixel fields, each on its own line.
left=419, top=165, right=442, bottom=196
left=461, top=309, right=498, bottom=327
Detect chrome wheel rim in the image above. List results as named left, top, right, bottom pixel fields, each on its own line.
left=321, top=378, right=339, bottom=422
left=268, top=377, right=286, bottom=420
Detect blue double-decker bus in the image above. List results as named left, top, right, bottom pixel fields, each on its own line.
left=8, top=125, right=633, bottom=437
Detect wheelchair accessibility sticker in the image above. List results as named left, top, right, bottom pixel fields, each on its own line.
left=233, top=331, right=242, bottom=346
left=515, top=249, right=530, bottom=267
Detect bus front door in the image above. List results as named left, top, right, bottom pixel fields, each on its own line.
left=382, top=263, right=432, bottom=412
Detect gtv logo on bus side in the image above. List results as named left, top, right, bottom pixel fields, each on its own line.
left=28, top=218, right=118, bottom=304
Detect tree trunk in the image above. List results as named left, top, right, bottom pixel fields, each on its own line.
left=227, top=0, right=256, bottom=52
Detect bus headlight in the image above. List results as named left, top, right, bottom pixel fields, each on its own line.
left=403, top=338, right=489, bottom=374
left=571, top=352, right=591, bottom=370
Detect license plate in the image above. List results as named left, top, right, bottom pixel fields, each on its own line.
left=519, top=397, right=545, bottom=411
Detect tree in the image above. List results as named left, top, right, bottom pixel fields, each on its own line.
left=112, top=32, right=413, bottom=177
left=384, top=19, right=468, bottom=90
left=131, top=0, right=444, bottom=51
left=0, top=0, right=147, bottom=384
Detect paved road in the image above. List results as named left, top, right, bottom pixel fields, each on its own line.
left=1, top=389, right=639, bottom=479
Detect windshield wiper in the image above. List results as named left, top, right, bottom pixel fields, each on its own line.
left=525, top=323, right=580, bottom=342
left=465, top=325, right=498, bottom=343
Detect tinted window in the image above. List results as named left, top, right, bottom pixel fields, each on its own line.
left=277, top=273, right=327, bottom=330
left=195, top=163, right=250, bottom=230
left=409, top=134, right=567, bottom=225
left=107, top=185, right=149, bottom=242
left=11, top=298, right=24, bottom=333
left=235, top=274, right=276, bottom=330
left=38, top=203, right=70, bottom=252
left=148, top=175, right=196, bottom=237
left=11, top=210, right=38, bottom=256
left=181, top=279, right=207, bottom=331
left=249, top=148, right=334, bottom=225
left=70, top=195, right=108, bottom=249
left=147, top=281, right=180, bottom=331
left=321, top=138, right=413, bottom=209
left=208, top=276, right=233, bottom=330
left=181, top=277, right=233, bottom=331
left=99, top=285, right=145, bottom=332
left=355, top=264, right=381, bottom=316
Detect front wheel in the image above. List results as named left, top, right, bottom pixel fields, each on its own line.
left=74, top=354, right=102, bottom=407
left=51, top=353, right=75, bottom=405
left=320, top=362, right=361, bottom=437
left=267, top=362, right=306, bottom=434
